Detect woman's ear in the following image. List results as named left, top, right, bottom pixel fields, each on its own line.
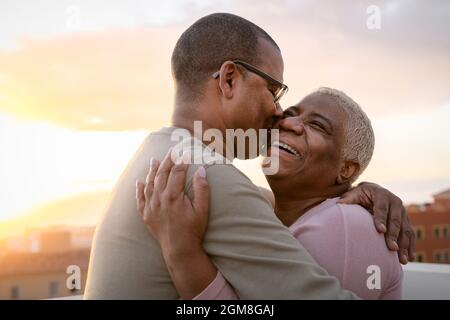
left=336, top=161, right=360, bottom=185
left=218, top=61, right=239, bottom=99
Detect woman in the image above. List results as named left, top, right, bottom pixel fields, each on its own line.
left=137, top=88, right=404, bottom=299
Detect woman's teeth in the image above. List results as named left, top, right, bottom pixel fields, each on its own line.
left=272, top=141, right=300, bottom=157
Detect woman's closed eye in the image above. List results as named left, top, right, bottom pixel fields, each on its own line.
left=283, top=108, right=296, bottom=118
left=309, top=120, right=327, bottom=132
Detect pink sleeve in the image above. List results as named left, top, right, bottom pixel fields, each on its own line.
left=193, top=271, right=239, bottom=300
left=338, top=204, right=403, bottom=299
left=379, top=263, right=403, bottom=300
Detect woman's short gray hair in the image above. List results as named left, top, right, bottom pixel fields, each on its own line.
left=314, top=87, right=375, bottom=182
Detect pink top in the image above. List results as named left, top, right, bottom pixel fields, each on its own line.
left=194, top=198, right=403, bottom=300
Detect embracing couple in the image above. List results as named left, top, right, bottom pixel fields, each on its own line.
left=85, top=13, right=415, bottom=300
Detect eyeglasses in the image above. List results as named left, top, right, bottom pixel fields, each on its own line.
left=212, top=60, right=289, bottom=103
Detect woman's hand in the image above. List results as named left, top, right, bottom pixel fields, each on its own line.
left=338, top=182, right=416, bottom=265
left=136, top=150, right=218, bottom=299
left=136, top=150, right=209, bottom=257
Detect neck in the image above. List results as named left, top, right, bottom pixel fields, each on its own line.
left=269, top=178, right=351, bottom=227
left=274, top=195, right=327, bottom=227
left=171, top=94, right=231, bottom=158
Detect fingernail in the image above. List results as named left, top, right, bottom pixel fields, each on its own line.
left=150, top=157, right=155, bottom=170
left=391, top=241, right=399, bottom=251
left=135, top=180, right=140, bottom=197
left=402, top=255, right=408, bottom=264
left=171, top=149, right=183, bottom=165
left=197, top=166, right=206, bottom=178
left=379, top=224, right=387, bottom=233
left=182, top=151, right=191, bottom=164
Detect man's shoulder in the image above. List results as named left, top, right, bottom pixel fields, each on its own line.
left=144, top=127, right=264, bottom=203
left=185, top=163, right=260, bottom=203
left=205, top=163, right=254, bottom=184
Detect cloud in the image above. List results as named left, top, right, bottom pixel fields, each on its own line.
left=243, top=0, right=450, bottom=115
left=228, top=0, right=450, bottom=54
left=276, top=25, right=450, bottom=116
left=0, top=27, right=180, bottom=130
left=0, top=0, right=449, bottom=130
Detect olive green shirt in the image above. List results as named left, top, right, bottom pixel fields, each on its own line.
left=84, top=127, right=357, bottom=299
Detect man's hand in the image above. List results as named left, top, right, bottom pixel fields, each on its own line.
left=338, top=182, right=416, bottom=265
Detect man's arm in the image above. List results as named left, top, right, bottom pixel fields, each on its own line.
left=139, top=149, right=357, bottom=299
left=84, top=135, right=181, bottom=299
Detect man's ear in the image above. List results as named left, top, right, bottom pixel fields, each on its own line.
left=336, top=161, right=360, bottom=185
left=218, top=61, right=240, bottom=99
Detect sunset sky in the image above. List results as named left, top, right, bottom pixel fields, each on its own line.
left=0, top=0, right=449, bottom=238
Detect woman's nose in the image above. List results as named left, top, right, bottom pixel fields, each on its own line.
left=270, top=103, right=284, bottom=127
left=280, top=116, right=305, bottom=135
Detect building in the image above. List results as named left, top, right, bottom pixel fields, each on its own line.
left=0, top=249, right=90, bottom=300
left=407, top=188, right=450, bottom=264
left=0, top=226, right=95, bottom=300
left=4, top=226, right=95, bottom=254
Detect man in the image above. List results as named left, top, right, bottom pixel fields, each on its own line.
left=85, top=13, right=414, bottom=299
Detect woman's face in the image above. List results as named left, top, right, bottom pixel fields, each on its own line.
left=264, top=93, right=348, bottom=194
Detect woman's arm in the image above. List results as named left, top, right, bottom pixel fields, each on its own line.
left=163, top=243, right=219, bottom=300
left=165, top=247, right=238, bottom=300
left=136, top=155, right=238, bottom=299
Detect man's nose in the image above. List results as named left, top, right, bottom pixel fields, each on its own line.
left=274, top=102, right=283, bottom=117
left=271, top=102, right=284, bottom=124
left=280, top=116, right=305, bottom=135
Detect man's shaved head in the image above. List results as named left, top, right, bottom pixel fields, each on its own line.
left=171, top=13, right=280, bottom=101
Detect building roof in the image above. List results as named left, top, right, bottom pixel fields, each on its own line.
left=434, top=189, right=450, bottom=199
left=0, top=249, right=90, bottom=277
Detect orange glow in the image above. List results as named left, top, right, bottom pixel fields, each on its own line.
left=1, top=3, right=449, bottom=237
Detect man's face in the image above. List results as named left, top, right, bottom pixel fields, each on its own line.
left=265, top=93, right=347, bottom=194
left=230, top=38, right=285, bottom=132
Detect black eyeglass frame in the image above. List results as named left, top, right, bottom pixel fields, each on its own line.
left=212, top=60, right=289, bottom=103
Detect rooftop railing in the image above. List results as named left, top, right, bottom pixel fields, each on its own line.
left=50, top=263, right=450, bottom=300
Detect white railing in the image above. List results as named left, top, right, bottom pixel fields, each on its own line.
left=50, top=263, right=450, bottom=300
left=402, top=262, right=450, bottom=299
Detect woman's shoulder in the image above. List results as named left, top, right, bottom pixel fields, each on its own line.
left=332, top=199, right=391, bottom=253
left=295, top=198, right=373, bottom=229
left=335, top=200, right=375, bottom=229
left=334, top=200, right=403, bottom=299
left=292, top=198, right=403, bottom=299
